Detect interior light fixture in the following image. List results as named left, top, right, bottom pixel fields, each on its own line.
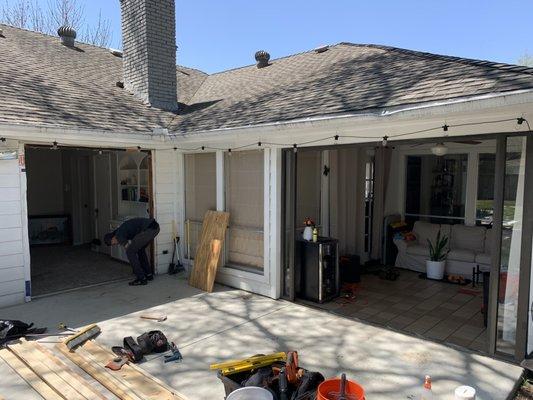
left=293, top=144, right=298, bottom=153
left=431, top=142, right=448, bottom=156
left=382, top=136, right=388, bottom=147
left=51, top=141, right=58, bottom=150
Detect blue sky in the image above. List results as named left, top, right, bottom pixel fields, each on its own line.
left=36, top=0, right=533, bottom=73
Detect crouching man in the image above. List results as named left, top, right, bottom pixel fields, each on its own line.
left=104, top=218, right=160, bottom=286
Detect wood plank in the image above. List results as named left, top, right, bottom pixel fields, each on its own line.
left=188, top=210, right=230, bottom=292
left=56, top=343, right=142, bottom=400
left=0, top=347, right=64, bottom=400
left=82, top=341, right=188, bottom=400
left=27, top=341, right=107, bottom=400
left=9, top=342, right=85, bottom=400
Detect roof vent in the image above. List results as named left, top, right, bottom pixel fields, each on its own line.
left=57, top=25, right=76, bottom=47
left=314, top=45, right=329, bottom=53
left=255, top=50, right=270, bottom=68
left=109, top=48, right=123, bottom=57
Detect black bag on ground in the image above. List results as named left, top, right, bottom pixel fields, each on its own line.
left=0, top=320, right=46, bottom=345
left=123, top=336, right=144, bottom=362
left=291, top=371, right=324, bottom=400
left=137, top=330, right=169, bottom=354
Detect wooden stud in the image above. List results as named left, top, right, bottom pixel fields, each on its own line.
left=82, top=341, right=187, bottom=400
left=56, top=343, right=143, bottom=400
left=0, top=348, right=64, bottom=400
left=9, top=342, right=85, bottom=400
left=27, top=341, right=107, bottom=400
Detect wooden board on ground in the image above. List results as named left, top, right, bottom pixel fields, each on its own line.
left=24, top=341, right=107, bottom=400
left=188, top=210, right=230, bottom=292
left=0, top=347, right=63, bottom=400
left=57, top=340, right=189, bottom=400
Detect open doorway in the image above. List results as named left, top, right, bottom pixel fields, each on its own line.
left=25, top=145, right=153, bottom=296
left=283, top=140, right=497, bottom=355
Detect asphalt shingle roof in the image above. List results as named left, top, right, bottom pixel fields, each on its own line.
left=2, top=24, right=533, bottom=135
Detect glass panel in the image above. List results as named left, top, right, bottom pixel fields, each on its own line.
left=476, top=153, right=496, bottom=226
left=184, top=153, right=216, bottom=259
left=225, top=150, right=264, bottom=272
left=405, top=153, right=468, bottom=225
left=496, top=136, right=527, bottom=355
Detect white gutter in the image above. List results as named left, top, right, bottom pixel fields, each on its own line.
left=0, top=123, right=168, bottom=148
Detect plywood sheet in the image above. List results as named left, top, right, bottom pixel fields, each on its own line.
left=188, top=210, right=230, bottom=292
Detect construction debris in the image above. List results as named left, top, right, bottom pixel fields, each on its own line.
left=140, top=315, right=167, bottom=322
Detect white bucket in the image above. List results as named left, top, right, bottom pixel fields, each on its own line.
left=426, top=260, right=446, bottom=280
left=226, top=387, right=274, bottom=400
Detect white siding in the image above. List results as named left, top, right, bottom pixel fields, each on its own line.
left=0, top=157, right=26, bottom=307
left=152, top=150, right=182, bottom=274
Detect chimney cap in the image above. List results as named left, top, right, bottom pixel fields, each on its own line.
left=57, top=25, right=76, bottom=47
left=255, top=50, right=270, bottom=68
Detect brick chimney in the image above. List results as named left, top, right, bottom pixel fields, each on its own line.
left=120, top=0, right=178, bottom=111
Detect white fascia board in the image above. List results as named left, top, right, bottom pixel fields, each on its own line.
left=0, top=123, right=168, bottom=148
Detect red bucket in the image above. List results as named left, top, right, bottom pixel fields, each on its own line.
left=317, top=377, right=365, bottom=400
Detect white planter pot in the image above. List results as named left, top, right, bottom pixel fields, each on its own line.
left=303, top=226, right=313, bottom=241
left=426, top=260, right=446, bottom=280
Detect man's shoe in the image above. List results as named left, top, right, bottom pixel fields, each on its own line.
left=129, top=278, right=147, bottom=286
left=146, top=274, right=154, bottom=281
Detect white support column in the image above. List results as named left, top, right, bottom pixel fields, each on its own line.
left=267, top=148, right=282, bottom=299
left=175, top=151, right=185, bottom=260
left=465, top=151, right=479, bottom=226
left=18, top=142, right=31, bottom=302
left=216, top=151, right=225, bottom=211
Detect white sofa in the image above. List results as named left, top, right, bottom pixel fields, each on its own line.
left=394, top=221, right=493, bottom=277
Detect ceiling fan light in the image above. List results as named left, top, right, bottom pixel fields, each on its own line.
left=431, top=143, right=448, bottom=156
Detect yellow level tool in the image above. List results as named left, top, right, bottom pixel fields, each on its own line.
left=210, top=352, right=287, bottom=375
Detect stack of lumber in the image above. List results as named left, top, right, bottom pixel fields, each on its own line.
left=57, top=340, right=188, bottom=400
left=189, top=210, right=230, bottom=292
left=0, top=339, right=105, bottom=399
left=0, top=339, right=189, bottom=400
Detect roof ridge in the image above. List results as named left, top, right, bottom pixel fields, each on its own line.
left=0, top=22, right=113, bottom=52
left=207, top=45, right=337, bottom=76
left=338, top=42, right=533, bottom=76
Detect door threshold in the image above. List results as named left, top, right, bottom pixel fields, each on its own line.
left=31, top=277, right=132, bottom=299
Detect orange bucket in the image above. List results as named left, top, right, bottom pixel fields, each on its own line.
left=317, top=377, right=365, bottom=400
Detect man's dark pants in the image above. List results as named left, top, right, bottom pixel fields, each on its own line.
left=126, top=226, right=160, bottom=280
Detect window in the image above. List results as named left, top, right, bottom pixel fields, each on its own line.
left=225, top=151, right=264, bottom=272
left=364, top=159, right=374, bottom=252
left=405, top=154, right=468, bottom=224
left=476, top=153, right=496, bottom=226
left=184, top=153, right=216, bottom=259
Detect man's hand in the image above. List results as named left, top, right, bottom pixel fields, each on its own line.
left=111, top=236, right=119, bottom=246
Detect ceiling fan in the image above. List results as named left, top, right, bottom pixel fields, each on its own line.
left=409, top=139, right=482, bottom=156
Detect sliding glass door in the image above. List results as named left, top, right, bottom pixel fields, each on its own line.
left=489, top=134, right=533, bottom=361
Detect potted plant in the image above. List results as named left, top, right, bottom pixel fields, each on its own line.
left=303, top=217, right=315, bottom=241
left=426, top=230, right=449, bottom=280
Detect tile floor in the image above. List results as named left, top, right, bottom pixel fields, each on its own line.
left=304, top=269, right=488, bottom=353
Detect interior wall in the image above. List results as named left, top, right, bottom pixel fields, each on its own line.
left=332, top=147, right=367, bottom=256
left=296, top=150, right=322, bottom=229
left=26, top=148, right=64, bottom=215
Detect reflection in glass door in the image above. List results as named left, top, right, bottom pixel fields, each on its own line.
left=496, top=136, right=527, bottom=355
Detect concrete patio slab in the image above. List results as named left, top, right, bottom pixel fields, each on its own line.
left=0, top=274, right=523, bottom=400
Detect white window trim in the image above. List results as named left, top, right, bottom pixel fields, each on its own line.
left=398, top=143, right=497, bottom=225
